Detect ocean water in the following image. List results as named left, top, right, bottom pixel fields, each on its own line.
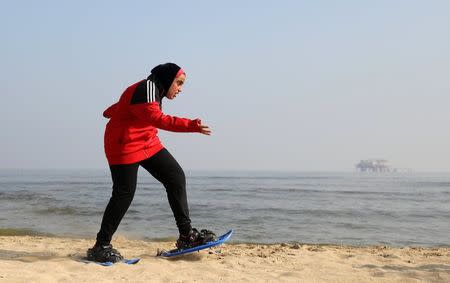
left=0, top=169, right=449, bottom=247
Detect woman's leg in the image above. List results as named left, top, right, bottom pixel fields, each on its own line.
left=96, top=163, right=139, bottom=245
left=139, top=148, right=192, bottom=235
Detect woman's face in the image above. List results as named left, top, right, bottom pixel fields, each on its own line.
left=166, top=74, right=186, bottom=100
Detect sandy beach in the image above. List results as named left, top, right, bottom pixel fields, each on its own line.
left=0, top=235, right=449, bottom=282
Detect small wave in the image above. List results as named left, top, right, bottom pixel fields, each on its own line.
left=0, top=191, right=55, bottom=202
left=34, top=207, right=78, bottom=215
left=126, top=209, right=140, bottom=215
left=193, top=175, right=335, bottom=181
left=414, top=181, right=450, bottom=188
left=34, top=206, right=100, bottom=216
left=0, top=180, right=108, bottom=186
left=0, top=228, right=51, bottom=236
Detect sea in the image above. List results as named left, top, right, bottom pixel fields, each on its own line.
left=1, top=169, right=449, bottom=247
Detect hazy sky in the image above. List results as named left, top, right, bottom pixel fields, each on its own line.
left=1, top=1, right=449, bottom=171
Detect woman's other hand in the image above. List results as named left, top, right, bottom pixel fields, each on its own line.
left=199, top=124, right=212, bottom=135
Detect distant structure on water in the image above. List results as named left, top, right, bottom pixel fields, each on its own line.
left=355, top=159, right=391, bottom=172
left=355, top=159, right=413, bottom=173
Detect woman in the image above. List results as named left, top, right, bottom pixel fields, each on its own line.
left=87, top=63, right=216, bottom=263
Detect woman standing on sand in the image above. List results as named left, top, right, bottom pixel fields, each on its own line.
left=87, top=63, right=216, bottom=263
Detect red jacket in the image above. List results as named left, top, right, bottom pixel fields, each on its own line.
left=103, top=79, right=202, bottom=165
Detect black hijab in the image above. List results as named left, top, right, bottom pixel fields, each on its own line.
left=148, top=63, right=181, bottom=95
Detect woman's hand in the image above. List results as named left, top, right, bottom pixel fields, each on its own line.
left=199, top=124, right=212, bottom=135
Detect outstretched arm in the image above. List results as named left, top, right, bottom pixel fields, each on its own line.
left=130, top=102, right=211, bottom=134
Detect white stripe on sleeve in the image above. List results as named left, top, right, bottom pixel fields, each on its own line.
left=152, top=81, right=156, bottom=102
left=146, top=80, right=150, bottom=103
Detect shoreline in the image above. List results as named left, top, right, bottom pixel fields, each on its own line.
left=2, top=228, right=450, bottom=248
left=1, top=235, right=449, bottom=282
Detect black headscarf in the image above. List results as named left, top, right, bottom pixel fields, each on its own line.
left=148, top=63, right=181, bottom=95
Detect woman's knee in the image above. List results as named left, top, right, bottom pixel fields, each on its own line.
left=111, top=183, right=137, bottom=200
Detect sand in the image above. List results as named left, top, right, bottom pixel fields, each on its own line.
left=1, top=235, right=449, bottom=282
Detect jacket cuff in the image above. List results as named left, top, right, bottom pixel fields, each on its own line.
left=190, top=119, right=202, bottom=132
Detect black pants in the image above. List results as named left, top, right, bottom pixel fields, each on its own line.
left=96, top=148, right=191, bottom=245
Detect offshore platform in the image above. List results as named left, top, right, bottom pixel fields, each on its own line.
left=355, top=159, right=391, bottom=172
